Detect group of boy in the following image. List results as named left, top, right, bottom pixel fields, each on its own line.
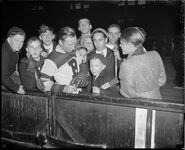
left=2, top=18, right=124, bottom=97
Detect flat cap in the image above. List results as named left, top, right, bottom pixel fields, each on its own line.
left=7, top=26, right=25, bottom=37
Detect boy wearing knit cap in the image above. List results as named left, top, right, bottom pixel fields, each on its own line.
left=2, top=26, right=26, bottom=94
left=90, top=54, right=120, bottom=97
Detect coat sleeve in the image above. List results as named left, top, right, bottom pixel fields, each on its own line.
left=100, top=85, right=119, bottom=97
left=119, top=62, right=136, bottom=98
left=2, top=52, right=19, bottom=93
left=99, top=75, right=120, bottom=97
left=157, top=53, right=167, bottom=86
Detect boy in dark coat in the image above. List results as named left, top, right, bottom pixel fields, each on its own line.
left=90, top=54, right=120, bottom=97
left=19, top=37, right=45, bottom=91
left=2, top=27, right=26, bottom=94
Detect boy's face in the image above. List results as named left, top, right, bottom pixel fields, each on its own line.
left=108, top=27, right=121, bottom=44
left=39, top=30, right=54, bottom=46
left=93, top=32, right=107, bottom=51
left=90, top=58, right=105, bottom=76
left=26, top=40, right=42, bottom=59
left=7, top=34, right=25, bottom=52
left=76, top=49, right=87, bottom=63
left=78, top=21, right=92, bottom=34
left=59, top=36, right=77, bottom=53
left=84, top=37, right=94, bottom=51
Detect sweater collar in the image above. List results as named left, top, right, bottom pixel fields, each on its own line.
left=131, top=46, right=146, bottom=57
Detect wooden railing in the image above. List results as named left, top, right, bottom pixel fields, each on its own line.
left=1, top=89, right=184, bottom=148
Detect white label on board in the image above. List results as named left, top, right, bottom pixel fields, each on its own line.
left=135, top=108, right=147, bottom=148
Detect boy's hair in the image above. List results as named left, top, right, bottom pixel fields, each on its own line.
left=107, top=24, right=121, bottom=32
left=91, top=28, right=108, bottom=39
left=76, top=46, right=88, bottom=52
left=90, top=54, right=107, bottom=65
left=39, top=24, right=53, bottom=34
left=7, top=26, right=26, bottom=38
left=78, top=18, right=91, bottom=26
left=121, top=27, right=146, bottom=47
left=26, top=36, right=42, bottom=47
left=58, top=27, right=76, bottom=41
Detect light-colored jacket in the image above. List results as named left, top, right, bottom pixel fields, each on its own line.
left=119, top=50, right=166, bottom=99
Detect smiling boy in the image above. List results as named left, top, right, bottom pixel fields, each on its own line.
left=2, top=27, right=26, bottom=94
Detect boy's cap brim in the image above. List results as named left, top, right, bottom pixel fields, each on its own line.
left=91, top=28, right=108, bottom=38
left=7, top=27, right=25, bottom=37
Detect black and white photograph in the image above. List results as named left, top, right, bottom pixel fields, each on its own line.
left=1, top=0, right=184, bottom=149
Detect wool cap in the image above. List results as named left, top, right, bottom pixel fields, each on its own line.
left=91, top=28, right=108, bottom=38
left=7, top=26, right=25, bottom=37
left=90, top=53, right=107, bottom=65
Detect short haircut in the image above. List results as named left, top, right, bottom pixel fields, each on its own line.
left=78, top=18, right=91, bottom=26
left=58, top=27, right=76, bottom=41
left=76, top=46, right=88, bottom=52
left=90, top=54, right=107, bottom=65
left=26, top=36, right=42, bottom=47
left=39, top=24, right=53, bottom=34
left=107, top=24, right=121, bottom=32
left=120, top=27, right=146, bottom=46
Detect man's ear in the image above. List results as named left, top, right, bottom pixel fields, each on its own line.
left=59, top=40, right=63, bottom=46
left=52, top=34, right=56, bottom=40
left=39, top=35, right=42, bottom=40
left=102, top=64, right=106, bottom=70
left=118, top=33, right=121, bottom=38
left=26, top=48, right=28, bottom=52
left=105, top=37, right=108, bottom=44
left=40, top=47, right=43, bottom=52
left=78, top=26, right=81, bottom=32
left=7, top=37, right=10, bottom=43
left=89, top=25, right=92, bottom=30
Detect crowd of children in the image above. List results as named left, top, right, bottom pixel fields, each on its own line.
left=2, top=18, right=169, bottom=99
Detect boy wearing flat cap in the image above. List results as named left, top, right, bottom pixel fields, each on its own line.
left=90, top=54, right=120, bottom=97
left=2, top=26, right=26, bottom=94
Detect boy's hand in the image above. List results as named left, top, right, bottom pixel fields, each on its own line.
left=63, top=85, right=77, bottom=93
left=41, top=51, right=48, bottom=58
left=13, top=70, right=19, bottom=76
left=113, top=48, right=121, bottom=60
left=17, top=85, right=25, bottom=95
left=92, top=86, right=100, bottom=94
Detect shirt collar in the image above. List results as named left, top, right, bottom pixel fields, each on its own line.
left=43, top=43, right=53, bottom=53
left=96, top=47, right=107, bottom=57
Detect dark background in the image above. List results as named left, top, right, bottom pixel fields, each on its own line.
left=1, top=0, right=184, bottom=57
